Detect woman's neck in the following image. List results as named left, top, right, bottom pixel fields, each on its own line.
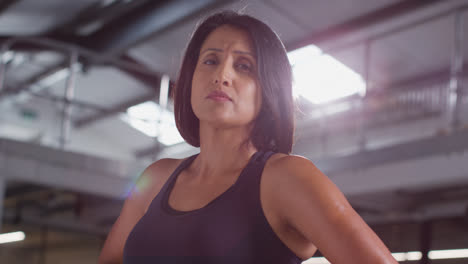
left=189, top=123, right=258, bottom=183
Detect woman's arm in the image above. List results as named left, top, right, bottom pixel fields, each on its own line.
left=98, top=158, right=175, bottom=264
left=98, top=194, right=145, bottom=264
left=269, top=155, right=397, bottom=264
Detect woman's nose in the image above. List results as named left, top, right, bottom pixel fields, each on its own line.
left=213, top=61, right=233, bottom=86
left=213, top=78, right=230, bottom=86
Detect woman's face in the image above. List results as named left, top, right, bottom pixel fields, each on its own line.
left=191, top=25, right=261, bottom=129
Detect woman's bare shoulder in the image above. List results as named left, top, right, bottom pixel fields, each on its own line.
left=131, top=157, right=186, bottom=213
left=266, top=153, right=315, bottom=172
left=144, top=157, right=184, bottom=178
left=263, top=153, right=332, bottom=213
left=139, top=157, right=186, bottom=188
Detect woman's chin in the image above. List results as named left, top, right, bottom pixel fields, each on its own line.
left=201, top=118, right=235, bottom=128
left=199, top=116, right=251, bottom=130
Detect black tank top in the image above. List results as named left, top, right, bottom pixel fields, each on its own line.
left=123, top=151, right=302, bottom=264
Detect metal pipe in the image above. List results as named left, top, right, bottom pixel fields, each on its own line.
left=323, top=4, right=468, bottom=54
left=448, top=11, right=464, bottom=130
left=39, top=227, right=48, bottom=264
left=0, top=44, right=8, bottom=93
left=27, top=90, right=106, bottom=112
left=0, top=37, right=160, bottom=109
left=2, top=210, right=109, bottom=236
left=0, top=174, right=5, bottom=233
left=59, top=51, right=78, bottom=149
left=159, top=74, right=169, bottom=112
left=419, top=221, right=432, bottom=264
left=358, top=41, right=372, bottom=151
left=1, top=37, right=158, bottom=78
left=152, top=74, right=170, bottom=159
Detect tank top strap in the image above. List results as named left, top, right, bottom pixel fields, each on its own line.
left=153, top=151, right=274, bottom=217
left=258, top=151, right=276, bottom=164
left=148, top=154, right=198, bottom=212
left=249, top=150, right=276, bottom=174
left=237, top=150, right=276, bottom=196
left=167, top=154, right=198, bottom=185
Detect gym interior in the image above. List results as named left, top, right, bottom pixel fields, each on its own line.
left=0, top=0, right=468, bottom=263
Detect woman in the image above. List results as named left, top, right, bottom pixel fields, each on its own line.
left=98, top=11, right=397, bottom=264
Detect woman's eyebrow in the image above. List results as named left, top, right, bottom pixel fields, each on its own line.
left=201, top=48, right=222, bottom=54
left=200, top=48, right=255, bottom=58
left=233, top=50, right=255, bottom=58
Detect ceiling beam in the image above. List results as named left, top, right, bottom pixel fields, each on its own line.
left=321, top=3, right=468, bottom=54
left=114, top=54, right=162, bottom=92
left=1, top=1, right=233, bottom=130
left=1, top=137, right=146, bottom=199
left=27, top=90, right=107, bottom=113
left=0, top=60, right=68, bottom=99
left=2, top=209, right=108, bottom=236
left=73, top=93, right=157, bottom=129
left=48, top=0, right=153, bottom=37
left=0, top=40, right=161, bottom=99
left=5, top=183, right=47, bottom=198
left=297, top=65, right=468, bottom=134
left=0, top=0, right=18, bottom=16
left=61, top=0, right=231, bottom=54
left=311, top=130, right=468, bottom=174
left=371, top=63, right=468, bottom=96
left=286, top=0, right=444, bottom=51
left=3, top=128, right=468, bottom=204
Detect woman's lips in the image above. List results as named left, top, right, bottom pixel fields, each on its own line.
left=206, top=90, right=232, bottom=101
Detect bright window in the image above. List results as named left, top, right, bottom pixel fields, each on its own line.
left=288, top=45, right=366, bottom=104
left=121, top=101, right=184, bottom=146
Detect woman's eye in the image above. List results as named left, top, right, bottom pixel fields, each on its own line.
left=236, top=63, right=252, bottom=72
left=203, top=59, right=217, bottom=65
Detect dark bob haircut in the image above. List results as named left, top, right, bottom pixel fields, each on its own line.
left=173, top=11, right=295, bottom=154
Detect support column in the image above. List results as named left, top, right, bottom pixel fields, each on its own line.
left=0, top=44, right=8, bottom=93
left=357, top=40, right=372, bottom=151
left=152, top=74, right=170, bottom=160
left=420, top=221, right=432, bottom=264
left=0, top=171, right=5, bottom=233
left=59, top=51, right=78, bottom=149
left=448, top=11, right=464, bottom=130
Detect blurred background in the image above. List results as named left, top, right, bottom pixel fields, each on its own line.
left=0, top=0, right=468, bottom=263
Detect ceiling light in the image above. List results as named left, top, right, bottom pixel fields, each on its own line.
left=101, top=0, right=118, bottom=7
left=392, top=251, right=422, bottom=261
left=429, top=249, right=468, bottom=259
left=0, top=123, right=41, bottom=142
left=302, top=257, right=330, bottom=264
left=288, top=45, right=366, bottom=105
left=302, top=249, right=468, bottom=263
left=37, top=68, right=70, bottom=88
left=121, top=101, right=184, bottom=146
left=0, top=231, right=25, bottom=244
left=33, top=63, right=81, bottom=92
left=76, top=21, right=104, bottom=36
left=303, top=251, right=422, bottom=263
left=1, top=51, right=15, bottom=64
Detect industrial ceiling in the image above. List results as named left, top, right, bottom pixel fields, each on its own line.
left=0, top=0, right=468, bottom=262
